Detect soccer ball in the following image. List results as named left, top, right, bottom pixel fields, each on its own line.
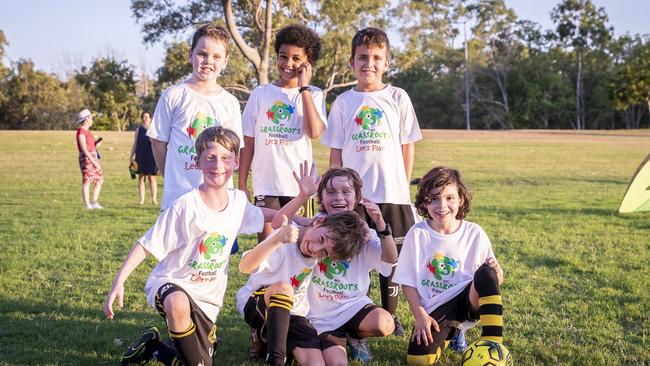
left=461, top=340, right=512, bottom=366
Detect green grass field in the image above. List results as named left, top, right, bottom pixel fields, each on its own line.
left=0, top=129, right=648, bottom=365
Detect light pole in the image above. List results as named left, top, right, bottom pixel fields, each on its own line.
left=462, top=20, right=471, bottom=130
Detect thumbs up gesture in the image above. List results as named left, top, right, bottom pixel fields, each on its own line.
left=274, top=215, right=299, bottom=244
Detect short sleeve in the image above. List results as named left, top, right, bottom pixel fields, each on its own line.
left=395, top=89, right=422, bottom=144
left=321, top=97, right=344, bottom=148
left=392, top=226, right=418, bottom=287
left=147, top=88, right=174, bottom=142
left=222, top=95, right=245, bottom=148
left=138, top=206, right=186, bottom=261
left=241, top=88, right=258, bottom=138
left=238, top=201, right=264, bottom=235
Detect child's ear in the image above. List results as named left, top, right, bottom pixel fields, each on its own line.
left=233, top=155, right=239, bottom=170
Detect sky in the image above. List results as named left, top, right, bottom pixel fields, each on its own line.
left=1, top=0, right=648, bottom=79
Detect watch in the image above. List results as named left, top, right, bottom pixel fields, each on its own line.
left=376, top=224, right=392, bottom=238
left=299, top=86, right=311, bottom=93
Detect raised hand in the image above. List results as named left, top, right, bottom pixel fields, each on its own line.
left=292, top=160, right=321, bottom=198
left=297, top=62, right=312, bottom=88
left=360, top=197, right=387, bottom=230
left=274, top=215, right=299, bottom=244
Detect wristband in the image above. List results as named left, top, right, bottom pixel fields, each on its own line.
left=299, top=86, right=311, bottom=93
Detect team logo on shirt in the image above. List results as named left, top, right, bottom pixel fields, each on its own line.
left=187, top=112, right=218, bottom=141
left=266, top=101, right=294, bottom=125
left=427, top=252, right=458, bottom=281
left=355, top=105, right=382, bottom=131
left=198, top=232, right=228, bottom=260
left=290, top=267, right=313, bottom=289
left=318, top=257, right=349, bottom=279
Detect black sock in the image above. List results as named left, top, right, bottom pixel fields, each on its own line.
left=151, top=339, right=183, bottom=366
left=473, top=264, right=503, bottom=343
left=169, top=320, right=204, bottom=366
left=266, top=294, right=293, bottom=366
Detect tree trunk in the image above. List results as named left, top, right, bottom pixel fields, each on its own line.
left=576, top=52, right=583, bottom=130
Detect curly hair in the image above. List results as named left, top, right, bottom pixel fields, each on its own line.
left=195, top=126, right=240, bottom=157
left=317, top=167, right=363, bottom=213
left=414, top=166, right=472, bottom=220
left=274, top=24, right=321, bottom=64
left=321, top=211, right=369, bottom=261
left=351, top=27, right=390, bottom=60
left=191, top=24, right=230, bottom=54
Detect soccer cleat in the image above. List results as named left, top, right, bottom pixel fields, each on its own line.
left=121, top=326, right=160, bottom=365
left=449, top=328, right=469, bottom=353
left=347, top=336, right=372, bottom=364
left=392, top=314, right=405, bottom=337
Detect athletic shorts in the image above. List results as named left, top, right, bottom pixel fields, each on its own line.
left=243, top=287, right=321, bottom=353
left=154, top=283, right=217, bottom=362
left=318, top=303, right=380, bottom=350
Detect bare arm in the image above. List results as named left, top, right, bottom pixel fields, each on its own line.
left=329, top=148, right=342, bottom=168
left=103, top=243, right=150, bottom=319
left=150, top=138, right=168, bottom=177
left=297, top=62, right=325, bottom=139
left=78, top=134, right=100, bottom=169
left=129, top=130, right=138, bottom=162
left=238, top=136, right=255, bottom=200
left=239, top=216, right=298, bottom=274
left=403, top=285, right=439, bottom=346
left=402, top=142, right=415, bottom=183
left=360, top=197, right=398, bottom=264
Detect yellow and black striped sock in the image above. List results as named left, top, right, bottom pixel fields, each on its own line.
left=169, top=320, right=204, bottom=365
left=474, top=264, right=503, bottom=343
left=266, top=294, right=293, bottom=366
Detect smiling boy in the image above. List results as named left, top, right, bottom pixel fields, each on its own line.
left=103, top=127, right=266, bottom=366
left=147, top=24, right=244, bottom=211
left=320, top=27, right=423, bottom=335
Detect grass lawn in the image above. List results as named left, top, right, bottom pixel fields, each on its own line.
left=0, top=129, right=648, bottom=365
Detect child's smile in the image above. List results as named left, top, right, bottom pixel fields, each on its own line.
left=426, top=184, right=462, bottom=234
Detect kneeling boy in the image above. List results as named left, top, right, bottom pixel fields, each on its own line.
left=236, top=211, right=370, bottom=366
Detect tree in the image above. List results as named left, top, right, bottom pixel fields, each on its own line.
left=611, top=35, right=650, bottom=129
left=0, top=60, right=82, bottom=129
left=551, top=0, right=612, bottom=129
left=75, top=57, right=139, bottom=131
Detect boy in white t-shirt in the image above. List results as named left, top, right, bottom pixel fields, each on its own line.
left=392, top=167, right=506, bottom=365
left=103, top=127, right=268, bottom=366
left=147, top=24, right=244, bottom=211
left=270, top=165, right=398, bottom=365
left=237, top=211, right=370, bottom=366
left=238, top=24, right=327, bottom=241
left=320, top=27, right=422, bottom=335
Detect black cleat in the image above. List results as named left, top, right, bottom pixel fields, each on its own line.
left=392, top=315, right=405, bottom=337
left=121, top=326, right=161, bottom=365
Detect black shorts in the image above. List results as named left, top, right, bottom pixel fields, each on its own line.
left=243, top=288, right=321, bottom=353
left=357, top=202, right=415, bottom=247
left=407, top=283, right=478, bottom=357
left=318, top=303, right=379, bottom=350
left=154, top=283, right=217, bottom=362
left=254, top=195, right=294, bottom=210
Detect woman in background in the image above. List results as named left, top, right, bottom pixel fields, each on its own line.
left=129, top=111, right=158, bottom=205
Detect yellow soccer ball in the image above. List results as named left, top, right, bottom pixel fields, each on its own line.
left=461, top=340, right=512, bottom=366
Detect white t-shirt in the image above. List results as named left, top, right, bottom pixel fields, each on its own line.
left=307, top=230, right=394, bottom=334
left=242, top=83, right=327, bottom=197
left=320, top=85, right=422, bottom=204
left=147, top=82, right=244, bottom=210
left=392, top=220, right=494, bottom=328
left=140, top=188, right=263, bottom=322
left=236, top=235, right=318, bottom=317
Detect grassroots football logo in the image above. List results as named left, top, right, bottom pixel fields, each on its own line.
left=318, top=257, right=349, bottom=280
left=198, top=233, right=228, bottom=260
left=266, top=101, right=294, bottom=125
left=427, top=252, right=458, bottom=281
left=187, top=112, right=218, bottom=141
left=354, top=105, right=382, bottom=131
left=290, top=268, right=313, bottom=289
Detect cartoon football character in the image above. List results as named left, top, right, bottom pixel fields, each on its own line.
left=354, top=105, right=382, bottom=130
left=427, top=252, right=458, bottom=281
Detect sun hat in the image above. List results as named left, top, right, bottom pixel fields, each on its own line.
left=76, top=109, right=94, bottom=124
